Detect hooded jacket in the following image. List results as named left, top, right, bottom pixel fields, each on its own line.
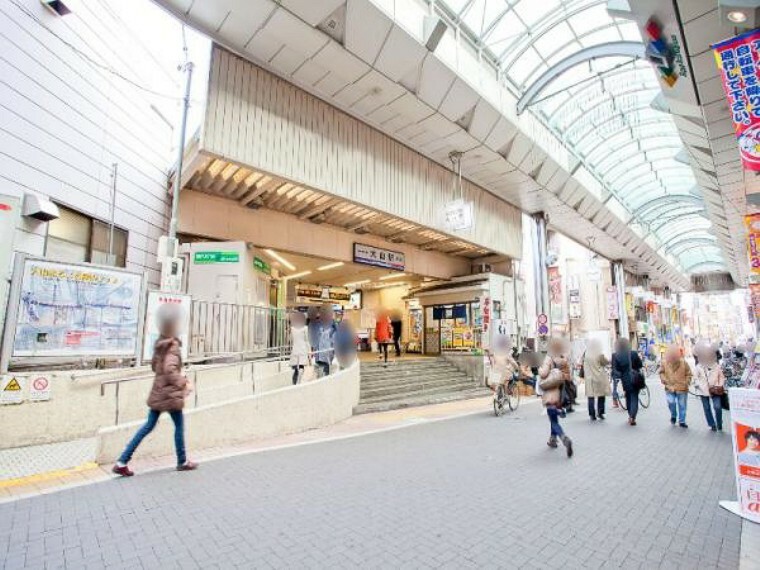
left=147, top=336, right=187, bottom=412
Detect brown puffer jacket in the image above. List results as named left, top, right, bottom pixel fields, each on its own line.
left=147, top=337, right=187, bottom=412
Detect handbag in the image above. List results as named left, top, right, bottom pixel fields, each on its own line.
left=630, top=351, right=646, bottom=391
left=709, top=385, right=725, bottom=396
left=720, top=392, right=730, bottom=410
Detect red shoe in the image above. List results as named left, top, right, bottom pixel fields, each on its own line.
left=177, top=461, right=198, bottom=472
left=112, top=464, right=134, bottom=477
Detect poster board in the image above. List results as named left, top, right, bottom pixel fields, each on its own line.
left=142, top=291, right=191, bottom=361
left=1, top=256, right=145, bottom=371
left=722, top=389, right=760, bottom=523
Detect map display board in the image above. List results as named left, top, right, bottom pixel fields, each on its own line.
left=8, top=258, right=143, bottom=358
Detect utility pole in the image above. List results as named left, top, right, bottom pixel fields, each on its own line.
left=108, top=163, right=118, bottom=265
left=168, top=60, right=194, bottom=240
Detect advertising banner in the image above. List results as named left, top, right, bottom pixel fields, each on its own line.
left=295, top=283, right=351, bottom=305
left=722, top=389, right=760, bottom=523
left=713, top=29, right=760, bottom=171
left=751, top=283, right=760, bottom=318
left=606, top=286, right=619, bottom=320
left=143, top=291, right=191, bottom=361
left=8, top=258, right=143, bottom=359
left=746, top=214, right=760, bottom=273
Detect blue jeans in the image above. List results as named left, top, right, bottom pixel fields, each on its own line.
left=700, top=395, right=723, bottom=430
left=119, top=409, right=186, bottom=466
left=547, top=406, right=565, bottom=438
left=666, top=391, right=687, bottom=424
left=612, top=377, right=621, bottom=401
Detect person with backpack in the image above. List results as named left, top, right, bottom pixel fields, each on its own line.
left=538, top=338, right=573, bottom=458
left=582, top=339, right=610, bottom=421
left=612, top=338, right=644, bottom=426
left=112, top=304, right=197, bottom=476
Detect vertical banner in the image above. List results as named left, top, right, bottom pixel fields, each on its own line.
left=712, top=30, right=760, bottom=171
left=750, top=282, right=760, bottom=318
left=567, top=274, right=581, bottom=319
left=721, top=389, right=760, bottom=523
left=606, top=286, right=619, bottom=320
left=746, top=214, right=760, bottom=273
left=547, top=267, right=564, bottom=324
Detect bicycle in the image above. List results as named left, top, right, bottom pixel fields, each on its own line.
left=618, top=384, right=650, bottom=410
left=493, top=375, right=521, bottom=416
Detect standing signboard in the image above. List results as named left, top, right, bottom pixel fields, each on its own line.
left=712, top=29, right=760, bottom=171
left=143, top=291, right=191, bottom=361
left=721, top=389, right=760, bottom=523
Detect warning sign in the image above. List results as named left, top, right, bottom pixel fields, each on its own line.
left=1, top=375, right=25, bottom=404
left=29, top=375, right=51, bottom=402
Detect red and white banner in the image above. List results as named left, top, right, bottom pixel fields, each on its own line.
left=713, top=30, right=760, bottom=171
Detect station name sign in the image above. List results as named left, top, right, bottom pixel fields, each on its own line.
left=353, top=243, right=405, bottom=271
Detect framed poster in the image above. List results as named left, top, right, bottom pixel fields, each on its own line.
left=142, top=291, right=191, bottom=361
left=1, top=256, right=144, bottom=367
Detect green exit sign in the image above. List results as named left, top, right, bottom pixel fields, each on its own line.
left=193, top=251, right=240, bottom=264
left=253, top=256, right=271, bottom=274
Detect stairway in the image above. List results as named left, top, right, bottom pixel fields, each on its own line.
left=355, top=357, right=489, bottom=414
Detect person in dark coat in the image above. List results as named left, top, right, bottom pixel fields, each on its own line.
left=611, top=338, right=644, bottom=426
left=390, top=311, right=403, bottom=358
left=113, top=304, right=197, bottom=476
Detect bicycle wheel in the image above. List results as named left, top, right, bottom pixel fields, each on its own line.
left=639, top=386, right=650, bottom=409
left=618, top=390, right=628, bottom=410
left=493, top=386, right=505, bottom=417
left=507, top=380, right=521, bottom=411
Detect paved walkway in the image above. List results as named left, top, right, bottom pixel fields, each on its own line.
left=0, top=385, right=747, bottom=569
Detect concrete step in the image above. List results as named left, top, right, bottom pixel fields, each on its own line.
left=360, top=374, right=472, bottom=397
left=354, top=388, right=490, bottom=414
left=360, top=361, right=455, bottom=376
left=359, top=380, right=478, bottom=404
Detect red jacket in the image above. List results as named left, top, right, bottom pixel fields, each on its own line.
left=375, top=318, right=392, bottom=343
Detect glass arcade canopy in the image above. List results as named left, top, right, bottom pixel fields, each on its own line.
left=435, top=0, right=724, bottom=274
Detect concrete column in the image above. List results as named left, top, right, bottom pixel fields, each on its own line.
left=531, top=213, right=550, bottom=327
left=611, top=261, right=629, bottom=340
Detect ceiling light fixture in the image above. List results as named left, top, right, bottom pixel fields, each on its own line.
left=317, top=261, right=344, bottom=271
left=286, top=270, right=312, bottom=280
left=264, top=248, right=295, bottom=271
left=379, top=273, right=406, bottom=280
left=727, top=10, right=748, bottom=22
left=344, top=279, right=370, bottom=287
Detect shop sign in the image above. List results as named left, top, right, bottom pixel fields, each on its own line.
left=143, top=291, right=191, bottom=361
left=746, top=215, right=760, bottom=273
left=353, top=243, right=405, bottom=271
left=606, top=286, right=619, bottom=320
left=751, top=283, right=760, bottom=318
left=722, top=389, right=760, bottom=523
left=567, top=275, right=581, bottom=320
left=712, top=29, right=760, bottom=171
left=295, top=283, right=351, bottom=304
left=253, top=256, right=271, bottom=275
left=644, top=17, right=684, bottom=88
left=193, top=251, right=239, bottom=264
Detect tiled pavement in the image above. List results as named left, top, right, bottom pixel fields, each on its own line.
left=0, top=439, right=97, bottom=481
left=0, top=388, right=746, bottom=569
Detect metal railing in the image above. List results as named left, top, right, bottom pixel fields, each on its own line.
left=188, top=301, right=289, bottom=357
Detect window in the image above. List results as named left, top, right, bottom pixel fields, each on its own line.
left=45, top=205, right=128, bottom=267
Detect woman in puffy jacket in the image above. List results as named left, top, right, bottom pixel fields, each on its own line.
left=113, top=304, right=197, bottom=476
left=538, top=337, right=573, bottom=458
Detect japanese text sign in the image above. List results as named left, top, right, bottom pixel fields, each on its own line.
left=353, top=243, right=405, bottom=271
left=713, top=30, right=760, bottom=171
left=746, top=214, right=760, bottom=274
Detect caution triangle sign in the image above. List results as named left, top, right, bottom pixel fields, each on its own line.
left=4, top=377, right=21, bottom=391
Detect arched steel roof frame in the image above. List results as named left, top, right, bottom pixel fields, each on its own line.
left=682, top=260, right=726, bottom=273
left=665, top=236, right=722, bottom=255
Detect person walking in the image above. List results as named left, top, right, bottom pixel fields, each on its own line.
left=315, top=307, right=336, bottom=377
left=375, top=311, right=393, bottom=366
left=583, top=339, right=610, bottom=421
left=390, top=311, right=403, bottom=358
left=289, top=311, right=310, bottom=385
left=538, top=338, right=573, bottom=457
left=659, top=344, right=692, bottom=428
left=693, top=342, right=726, bottom=432
left=113, top=304, right=197, bottom=476
left=611, top=338, right=644, bottom=426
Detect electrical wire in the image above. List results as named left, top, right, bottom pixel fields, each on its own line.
left=8, top=0, right=188, bottom=101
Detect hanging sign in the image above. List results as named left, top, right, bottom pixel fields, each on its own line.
left=746, top=214, right=760, bottom=273
left=721, top=389, right=760, bottom=523
left=568, top=275, right=581, bottom=319
left=606, top=286, right=619, bottom=320
left=442, top=199, right=474, bottom=232
left=0, top=375, right=24, bottom=404
left=353, top=243, right=405, bottom=271
left=751, top=283, right=760, bottom=318
left=295, top=283, right=351, bottom=304
left=193, top=251, right=239, bottom=264
left=712, top=29, right=760, bottom=171
left=253, top=257, right=271, bottom=275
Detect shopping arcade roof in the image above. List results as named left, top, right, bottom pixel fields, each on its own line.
left=434, top=0, right=725, bottom=274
